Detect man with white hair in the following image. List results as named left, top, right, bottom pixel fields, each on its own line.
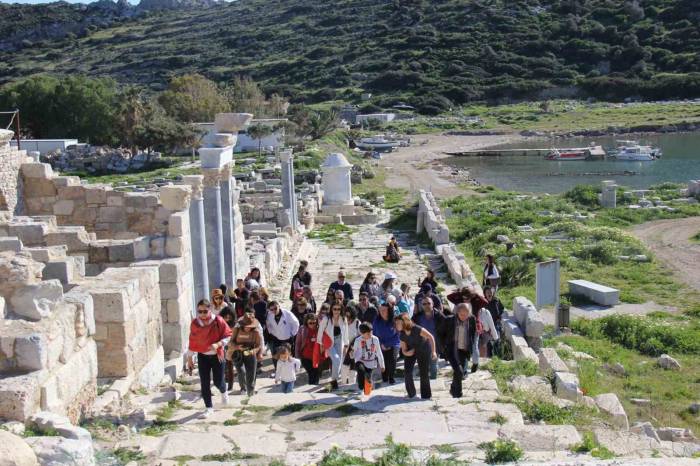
left=437, top=302, right=479, bottom=398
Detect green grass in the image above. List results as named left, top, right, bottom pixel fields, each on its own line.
left=483, top=357, right=538, bottom=393
left=22, top=426, right=60, bottom=437
left=488, top=413, right=508, bottom=425
left=443, top=184, right=700, bottom=310
left=61, top=159, right=198, bottom=187
left=545, top=333, right=700, bottom=433
left=511, top=392, right=594, bottom=426
left=478, top=439, right=523, bottom=464
left=111, top=447, right=146, bottom=465
left=307, top=224, right=354, bottom=248
left=275, top=403, right=326, bottom=414
left=333, top=404, right=360, bottom=416
left=692, top=232, right=700, bottom=243
left=201, top=446, right=261, bottom=461
left=223, top=418, right=240, bottom=426
left=571, top=432, right=616, bottom=459
left=433, top=444, right=458, bottom=455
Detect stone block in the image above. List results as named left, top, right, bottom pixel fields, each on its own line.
left=0, top=236, right=23, bottom=252
left=538, top=348, right=569, bottom=373
left=84, top=187, right=108, bottom=205
left=594, top=393, right=629, bottom=429
left=512, top=340, right=538, bottom=363
left=137, top=345, right=164, bottom=388
left=21, top=163, right=53, bottom=179
left=0, top=296, right=5, bottom=319
left=507, top=375, right=552, bottom=398
left=98, top=206, right=125, bottom=223
left=56, top=186, right=85, bottom=201
left=52, top=200, right=75, bottom=216
left=167, top=212, right=189, bottom=237
left=568, top=279, right=619, bottom=306
left=15, top=333, right=48, bottom=371
left=214, top=112, right=253, bottom=133
left=45, top=228, right=90, bottom=252
left=8, top=223, right=48, bottom=247
left=150, top=237, right=165, bottom=258
left=134, top=237, right=150, bottom=260
left=0, top=431, right=39, bottom=466
left=10, top=280, right=64, bottom=321
left=554, top=371, right=582, bottom=402
left=165, top=236, right=186, bottom=257
left=42, top=259, right=76, bottom=285
left=160, top=185, right=191, bottom=211
left=106, top=195, right=123, bottom=207
left=25, top=436, right=94, bottom=466
left=108, top=242, right=135, bottom=262
left=89, top=288, right=128, bottom=323
left=26, top=246, right=67, bottom=262
left=160, top=279, right=184, bottom=300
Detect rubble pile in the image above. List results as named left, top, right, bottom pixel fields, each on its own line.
left=41, top=145, right=160, bottom=174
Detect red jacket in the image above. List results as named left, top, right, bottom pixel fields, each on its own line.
left=189, top=315, right=232, bottom=356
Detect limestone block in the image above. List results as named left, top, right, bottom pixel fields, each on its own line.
left=538, top=348, right=569, bottom=373
left=594, top=393, right=629, bottom=429
left=88, top=244, right=108, bottom=263
left=554, top=371, right=582, bottom=402
left=0, top=431, right=39, bottom=466
left=165, top=236, right=186, bottom=257
left=84, top=187, right=108, bottom=205
left=21, top=163, right=53, bottom=179
left=0, top=236, right=22, bottom=252
left=98, top=206, right=125, bottom=223
left=10, top=280, right=64, bottom=321
left=26, top=246, right=67, bottom=263
left=89, top=288, right=129, bottom=324
left=498, top=424, right=581, bottom=450
left=137, top=345, right=164, bottom=389
left=0, top=373, right=41, bottom=421
left=52, top=200, right=75, bottom=216
left=25, top=436, right=95, bottom=466
left=507, top=375, right=552, bottom=398
left=159, top=185, right=191, bottom=211
left=568, top=279, right=619, bottom=306
left=0, top=296, right=5, bottom=319
left=8, top=223, right=48, bottom=247
left=167, top=212, right=189, bottom=237
left=64, top=290, right=95, bottom=336
left=42, top=259, right=76, bottom=286
left=512, top=339, right=538, bottom=363
left=134, top=237, right=150, bottom=260
left=15, top=333, right=48, bottom=371
left=106, top=195, right=123, bottom=207
left=23, top=180, right=57, bottom=198
left=45, top=228, right=91, bottom=252
left=108, top=242, right=135, bottom=262
left=150, top=237, right=165, bottom=258
left=56, top=186, right=85, bottom=201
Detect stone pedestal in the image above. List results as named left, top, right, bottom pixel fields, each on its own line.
left=600, top=180, right=617, bottom=209
left=321, top=153, right=353, bottom=207
left=183, top=175, right=209, bottom=303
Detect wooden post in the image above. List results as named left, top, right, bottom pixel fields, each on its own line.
left=14, top=110, right=20, bottom=150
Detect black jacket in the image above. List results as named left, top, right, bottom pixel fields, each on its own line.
left=437, top=314, right=476, bottom=359
left=412, top=309, right=446, bottom=351
left=328, top=281, right=354, bottom=301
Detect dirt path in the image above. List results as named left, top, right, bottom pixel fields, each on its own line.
left=379, top=133, right=521, bottom=199
left=630, top=216, right=700, bottom=292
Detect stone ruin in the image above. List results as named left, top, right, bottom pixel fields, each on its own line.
left=41, top=145, right=159, bottom=174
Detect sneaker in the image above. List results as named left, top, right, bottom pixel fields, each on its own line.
left=269, top=372, right=276, bottom=379
left=221, top=391, right=230, bottom=406
left=389, top=378, right=396, bottom=385
left=246, top=389, right=255, bottom=397
left=202, top=407, right=214, bottom=418
left=331, top=380, right=339, bottom=390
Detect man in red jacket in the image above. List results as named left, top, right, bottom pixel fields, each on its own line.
left=187, top=298, right=233, bottom=417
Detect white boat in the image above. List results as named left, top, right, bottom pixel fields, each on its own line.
left=356, top=135, right=400, bottom=151
left=611, top=140, right=662, bottom=161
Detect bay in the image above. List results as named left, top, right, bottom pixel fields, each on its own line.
left=444, top=132, right=700, bottom=193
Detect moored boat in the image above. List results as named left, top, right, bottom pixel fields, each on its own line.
left=610, top=140, right=662, bottom=161
left=356, top=135, right=400, bottom=151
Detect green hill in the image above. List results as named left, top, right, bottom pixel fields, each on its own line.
left=1, top=0, right=699, bottom=111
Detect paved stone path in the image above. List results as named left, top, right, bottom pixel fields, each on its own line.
left=90, top=219, right=697, bottom=465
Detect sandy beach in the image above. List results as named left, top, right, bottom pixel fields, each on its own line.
left=378, top=133, right=522, bottom=198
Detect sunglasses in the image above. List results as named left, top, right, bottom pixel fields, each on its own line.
left=197, top=309, right=209, bottom=314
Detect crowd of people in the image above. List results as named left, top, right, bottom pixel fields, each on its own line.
left=187, top=257, right=504, bottom=417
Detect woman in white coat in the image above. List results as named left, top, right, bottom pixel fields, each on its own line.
left=477, top=306, right=499, bottom=358
left=318, top=301, right=349, bottom=389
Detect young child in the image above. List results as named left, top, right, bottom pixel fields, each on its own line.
left=275, top=344, right=301, bottom=393
left=353, top=323, right=385, bottom=396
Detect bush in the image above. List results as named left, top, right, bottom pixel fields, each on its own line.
left=498, top=255, right=535, bottom=287
left=478, top=439, right=523, bottom=464
left=564, top=185, right=600, bottom=207
left=572, top=315, right=700, bottom=356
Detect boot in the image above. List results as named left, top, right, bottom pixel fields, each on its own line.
left=331, top=379, right=339, bottom=390
left=470, top=363, right=479, bottom=373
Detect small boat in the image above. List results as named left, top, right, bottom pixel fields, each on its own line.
left=356, top=135, right=400, bottom=151
left=545, top=144, right=607, bottom=161
left=545, top=148, right=589, bottom=161
left=611, top=140, right=662, bottom=161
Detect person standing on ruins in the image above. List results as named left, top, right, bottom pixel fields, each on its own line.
left=360, top=272, right=382, bottom=299
left=295, top=314, right=321, bottom=385
left=187, top=299, right=233, bottom=417
left=289, top=260, right=312, bottom=301
left=482, top=254, right=500, bottom=294
left=231, top=278, right=249, bottom=317
left=266, top=301, right=300, bottom=374
left=227, top=311, right=262, bottom=397
left=245, top=267, right=263, bottom=290
left=412, top=296, right=445, bottom=380
left=356, top=292, right=378, bottom=323
left=302, top=285, right=317, bottom=314
left=211, top=288, right=232, bottom=315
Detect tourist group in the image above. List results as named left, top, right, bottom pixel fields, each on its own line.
left=187, top=256, right=504, bottom=417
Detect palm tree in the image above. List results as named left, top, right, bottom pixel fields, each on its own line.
left=118, top=86, right=145, bottom=156
left=247, top=123, right=273, bottom=156
left=308, top=109, right=338, bottom=140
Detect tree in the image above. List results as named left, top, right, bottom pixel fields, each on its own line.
left=0, top=74, right=119, bottom=145
left=225, top=76, right=267, bottom=116
left=158, top=73, right=229, bottom=123
left=289, top=107, right=338, bottom=140
left=117, top=86, right=145, bottom=155
left=134, top=101, right=200, bottom=157
left=246, top=123, right=273, bottom=156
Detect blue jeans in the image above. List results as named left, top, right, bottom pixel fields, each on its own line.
left=281, top=381, right=295, bottom=393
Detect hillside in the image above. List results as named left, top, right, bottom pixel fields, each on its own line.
left=1, top=0, right=699, bottom=111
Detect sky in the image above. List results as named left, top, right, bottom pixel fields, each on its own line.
left=2, top=0, right=134, bottom=3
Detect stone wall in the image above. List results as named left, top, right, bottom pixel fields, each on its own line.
left=0, top=131, right=28, bottom=215
left=0, top=250, right=98, bottom=423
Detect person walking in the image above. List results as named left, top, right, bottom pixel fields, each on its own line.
left=394, top=314, right=437, bottom=399
left=289, top=261, right=312, bottom=301
left=226, top=311, right=262, bottom=397
left=218, top=307, right=237, bottom=391
left=419, top=269, right=439, bottom=294
left=295, top=314, right=321, bottom=385
left=414, top=283, right=442, bottom=313
left=292, top=297, right=314, bottom=322
left=266, top=301, right=300, bottom=373
left=356, top=292, right=378, bottom=323
left=483, top=254, right=500, bottom=294
left=484, top=286, right=505, bottom=356
left=318, top=302, right=349, bottom=390
left=447, top=286, right=488, bottom=317
left=187, top=299, right=233, bottom=416
left=245, top=267, right=263, bottom=290
left=353, top=322, right=385, bottom=396
left=412, top=296, right=445, bottom=379
left=373, top=302, right=399, bottom=385
left=275, top=344, right=301, bottom=393
left=438, top=303, right=479, bottom=398
left=380, top=272, right=397, bottom=301
left=211, top=288, right=232, bottom=315
left=360, top=272, right=382, bottom=299
left=476, top=304, right=499, bottom=358
left=342, top=307, right=361, bottom=384
left=232, top=279, right=250, bottom=318
left=302, top=285, right=317, bottom=314
left=328, top=270, right=353, bottom=302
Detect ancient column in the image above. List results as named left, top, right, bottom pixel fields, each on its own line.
left=202, top=167, right=226, bottom=289
left=280, top=149, right=298, bottom=230
left=219, top=162, right=237, bottom=287
left=183, top=175, right=209, bottom=303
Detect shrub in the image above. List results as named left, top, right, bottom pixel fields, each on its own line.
left=498, top=255, right=535, bottom=287
left=564, top=185, right=600, bottom=207
left=571, top=431, right=615, bottom=459
left=478, top=439, right=523, bottom=464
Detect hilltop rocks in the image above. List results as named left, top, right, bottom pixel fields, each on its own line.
left=594, top=393, right=629, bottom=430
left=658, top=354, right=681, bottom=370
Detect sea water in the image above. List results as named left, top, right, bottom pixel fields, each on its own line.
left=444, top=132, right=700, bottom=193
